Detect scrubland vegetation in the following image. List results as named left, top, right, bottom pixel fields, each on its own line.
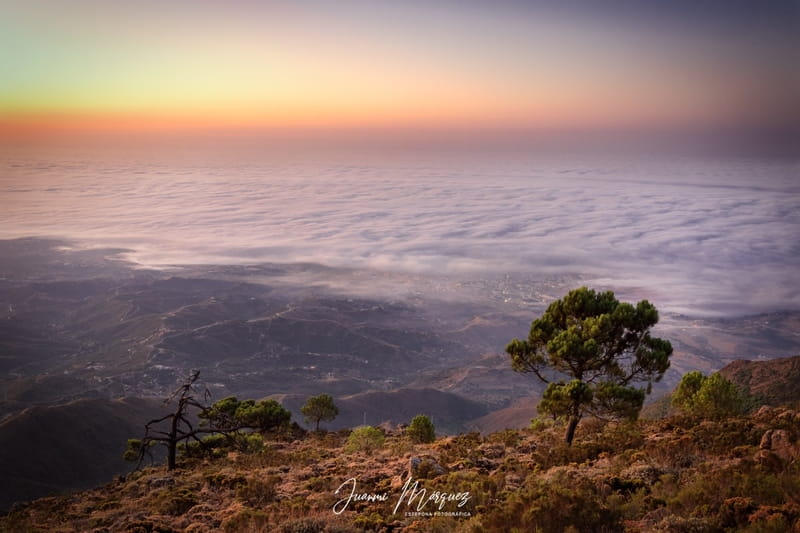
left=3, top=401, right=798, bottom=532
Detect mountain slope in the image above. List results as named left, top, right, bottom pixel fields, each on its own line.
left=3, top=406, right=798, bottom=532
left=280, top=388, right=489, bottom=434
left=0, top=397, right=163, bottom=512
left=719, top=355, right=800, bottom=407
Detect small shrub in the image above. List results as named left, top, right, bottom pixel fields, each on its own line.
left=438, top=432, right=483, bottom=466
left=222, top=508, right=270, bottom=532
left=236, top=475, right=281, bottom=506
left=152, top=487, right=198, bottom=516
left=406, top=414, right=436, bottom=444
left=305, top=476, right=332, bottom=492
left=344, top=426, right=385, bottom=455
left=352, top=512, right=385, bottom=531
left=204, top=471, right=247, bottom=489
left=278, top=516, right=355, bottom=533
left=530, top=416, right=555, bottom=432
left=651, top=515, right=718, bottom=533
left=317, top=431, right=345, bottom=449
left=238, top=432, right=266, bottom=453
left=234, top=444, right=282, bottom=469
left=488, top=429, right=521, bottom=448
left=388, top=435, right=415, bottom=455
left=482, top=475, right=623, bottom=532
left=279, top=517, right=327, bottom=533
left=285, top=446, right=324, bottom=466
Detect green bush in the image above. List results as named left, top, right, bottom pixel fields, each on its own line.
left=344, top=426, right=385, bottom=454
left=406, top=414, right=436, bottom=443
left=672, top=371, right=752, bottom=419
left=123, top=438, right=145, bottom=462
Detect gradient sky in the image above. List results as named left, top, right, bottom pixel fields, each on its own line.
left=1, top=0, right=798, bottom=145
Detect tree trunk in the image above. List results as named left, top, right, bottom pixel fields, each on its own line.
left=315, top=418, right=320, bottom=431
left=167, top=414, right=179, bottom=470
left=564, top=415, right=580, bottom=446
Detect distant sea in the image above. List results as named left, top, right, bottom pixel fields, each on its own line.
left=2, top=147, right=798, bottom=317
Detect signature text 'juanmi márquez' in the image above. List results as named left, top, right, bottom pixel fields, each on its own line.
left=333, top=476, right=471, bottom=515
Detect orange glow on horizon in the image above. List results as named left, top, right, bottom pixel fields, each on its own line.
left=1, top=87, right=726, bottom=140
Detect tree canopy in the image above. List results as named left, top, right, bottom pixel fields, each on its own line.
left=506, top=287, right=673, bottom=444
left=125, top=372, right=292, bottom=470
left=300, top=394, right=339, bottom=431
left=200, top=396, right=292, bottom=433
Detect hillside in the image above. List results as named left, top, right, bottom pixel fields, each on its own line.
left=0, top=398, right=163, bottom=512
left=720, top=355, right=800, bottom=408
left=3, top=406, right=798, bottom=532
left=280, top=389, right=489, bottom=435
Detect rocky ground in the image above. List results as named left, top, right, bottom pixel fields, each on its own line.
left=3, top=404, right=798, bottom=533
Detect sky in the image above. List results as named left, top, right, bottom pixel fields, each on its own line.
left=1, top=0, right=799, bottom=150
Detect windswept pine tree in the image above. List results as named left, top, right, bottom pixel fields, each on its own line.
left=507, top=287, right=673, bottom=444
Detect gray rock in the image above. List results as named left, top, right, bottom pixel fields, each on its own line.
left=409, top=456, right=446, bottom=479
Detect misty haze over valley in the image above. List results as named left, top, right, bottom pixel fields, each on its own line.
left=3, top=153, right=798, bottom=316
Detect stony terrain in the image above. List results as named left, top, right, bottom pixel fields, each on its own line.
left=3, top=403, right=798, bottom=533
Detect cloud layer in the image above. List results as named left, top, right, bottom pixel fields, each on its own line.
left=2, top=152, right=798, bottom=316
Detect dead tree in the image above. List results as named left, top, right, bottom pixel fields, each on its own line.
left=128, top=370, right=210, bottom=470
left=126, top=370, right=293, bottom=470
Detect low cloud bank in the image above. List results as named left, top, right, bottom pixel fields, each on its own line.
left=2, top=154, right=797, bottom=316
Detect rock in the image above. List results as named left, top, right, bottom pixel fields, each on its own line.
left=755, top=450, right=784, bottom=471
left=378, top=421, right=403, bottom=436
left=776, top=409, right=800, bottom=424
left=480, top=443, right=505, bottom=459
left=409, top=456, right=446, bottom=479
left=474, top=458, right=497, bottom=473
left=504, top=472, right=525, bottom=490
left=147, top=476, right=175, bottom=488
left=753, top=406, right=777, bottom=422
left=759, top=429, right=798, bottom=461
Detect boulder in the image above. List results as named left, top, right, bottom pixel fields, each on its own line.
left=408, top=456, right=446, bottom=479
left=759, top=429, right=798, bottom=462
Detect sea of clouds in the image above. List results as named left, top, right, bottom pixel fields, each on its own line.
left=2, top=151, right=798, bottom=316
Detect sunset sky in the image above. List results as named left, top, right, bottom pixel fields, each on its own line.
left=1, top=0, right=798, bottom=147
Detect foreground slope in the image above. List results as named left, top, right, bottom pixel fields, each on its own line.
left=3, top=405, right=798, bottom=533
